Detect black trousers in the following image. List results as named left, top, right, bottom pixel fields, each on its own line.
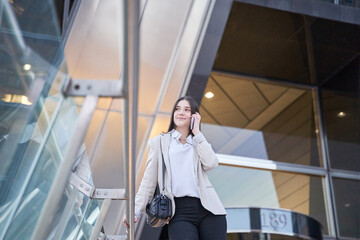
left=168, top=197, right=227, bottom=240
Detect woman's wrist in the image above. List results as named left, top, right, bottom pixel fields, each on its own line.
left=192, top=130, right=201, bottom=135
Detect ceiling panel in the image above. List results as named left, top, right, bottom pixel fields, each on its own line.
left=201, top=77, right=248, bottom=128
left=255, top=82, right=288, bottom=103
left=212, top=74, right=269, bottom=120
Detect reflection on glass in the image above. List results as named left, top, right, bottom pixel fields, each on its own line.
left=333, top=178, right=360, bottom=238
left=201, top=73, right=322, bottom=167
left=1, top=96, right=84, bottom=238
left=69, top=198, right=104, bottom=240
left=0, top=2, right=65, bottom=235
left=208, top=165, right=328, bottom=234
left=321, top=58, right=360, bottom=172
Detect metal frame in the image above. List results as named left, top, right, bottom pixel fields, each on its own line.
left=63, top=78, right=124, bottom=97
left=217, top=154, right=327, bottom=176
left=314, top=87, right=339, bottom=237
left=186, top=0, right=233, bottom=103
left=53, top=188, right=80, bottom=240
left=62, top=0, right=82, bottom=44
left=103, top=235, right=127, bottom=240
left=89, top=199, right=111, bottom=240
left=62, top=0, right=70, bottom=29
left=122, top=0, right=139, bottom=239
left=212, top=70, right=315, bottom=90
left=70, top=173, right=127, bottom=200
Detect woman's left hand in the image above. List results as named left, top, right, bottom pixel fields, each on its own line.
left=191, top=112, right=201, bottom=135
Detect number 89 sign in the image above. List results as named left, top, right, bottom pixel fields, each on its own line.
left=260, top=209, right=292, bottom=234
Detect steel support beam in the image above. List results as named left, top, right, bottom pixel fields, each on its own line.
left=63, top=78, right=124, bottom=97
left=89, top=199, right=111, bottom=240
left=122, top=0, right=139, bottom=239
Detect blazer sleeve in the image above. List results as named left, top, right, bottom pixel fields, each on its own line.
left=193, top=132, right=219, bottom=171
left=135, top=137, right=159, bottom=217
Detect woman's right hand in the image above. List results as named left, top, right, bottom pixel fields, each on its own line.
left=123, top=215, right=139, bottom=228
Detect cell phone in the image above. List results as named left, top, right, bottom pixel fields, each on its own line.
left=190, top=117, right=194, bottom=130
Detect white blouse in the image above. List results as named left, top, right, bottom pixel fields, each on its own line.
left=169, top=130, right=200, bottom=198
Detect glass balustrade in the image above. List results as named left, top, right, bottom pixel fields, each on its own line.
left=0, top=0, right=103, bottom=239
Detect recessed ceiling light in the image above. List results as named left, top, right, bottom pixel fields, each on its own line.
left=23, top=64, right=31, bottom=71
left=345, top=203, right=351, bottom=207
left=204, top=91, right=214, bottom=99
left=337, top=112, right=346, bottom=118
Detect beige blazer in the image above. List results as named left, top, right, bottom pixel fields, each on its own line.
left=135, top=131, right=226, bottom=218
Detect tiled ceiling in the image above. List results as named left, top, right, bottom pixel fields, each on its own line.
left=201, top=72, right=306, bottom=131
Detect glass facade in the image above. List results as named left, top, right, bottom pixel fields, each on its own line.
left=208, top=165, right=329, bottom=234
left=333, top=178, right=360, bottom=238
left=320, top=57, right=360, bottom=172
left=196, top=1, right=360, bottom=239
left=200, top=74, right=322, bottom=167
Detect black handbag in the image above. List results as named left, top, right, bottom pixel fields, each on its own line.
left=146, top=137, right=172, bottom=227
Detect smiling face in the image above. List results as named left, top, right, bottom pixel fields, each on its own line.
left=173, top=100, right=192, bottom=130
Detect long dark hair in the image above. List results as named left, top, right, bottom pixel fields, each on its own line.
left=167, top=96, right=199, bottom=135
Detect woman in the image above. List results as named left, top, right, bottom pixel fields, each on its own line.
left=125, top=96, right=227, bottom=240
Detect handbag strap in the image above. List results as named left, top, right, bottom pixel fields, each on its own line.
left=159, top=136, right=165, bottom=193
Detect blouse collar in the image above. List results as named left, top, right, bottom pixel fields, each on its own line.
left=171, top=129, right=193, bottom=145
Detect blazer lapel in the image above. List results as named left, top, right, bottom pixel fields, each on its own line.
left=160, top=133, right=171, bottom=171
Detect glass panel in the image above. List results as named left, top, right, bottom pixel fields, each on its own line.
left=213, top=2, right=311, bottom=85
left=208, top=165, right=329, bottom=234
left=2, top=0, right=60, bottom=36
left=201, top=73, right=322, bottom=167
left=40, top=183, right=104, bottom=240
left=0, top=0, right=63, bottom=189
left=55, top=188, right=91, bottom=240
left=69, top=198, right=104, bottom=240
left=137, top=0, right=193, bottom=115
left=0, top=0, right=75, bottom=237
left=321, top=57, right=360, bottom=172
left=1, top=96, right=83, bottom=238
left=90, top=112, right=150, bottom=188
left=333, top=178, right=360, bottom=238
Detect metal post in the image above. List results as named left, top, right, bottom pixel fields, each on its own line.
left=314, top=87, right=338, bottom=237
left=123, top=0, right=139, bottom=239
left=89, top=199, right=111, bottom=240
left=62, top=0, right=70, bottom=29
left=31, top=95, right=98, bottom=240
left=53, top=188, right=79, bottom=240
